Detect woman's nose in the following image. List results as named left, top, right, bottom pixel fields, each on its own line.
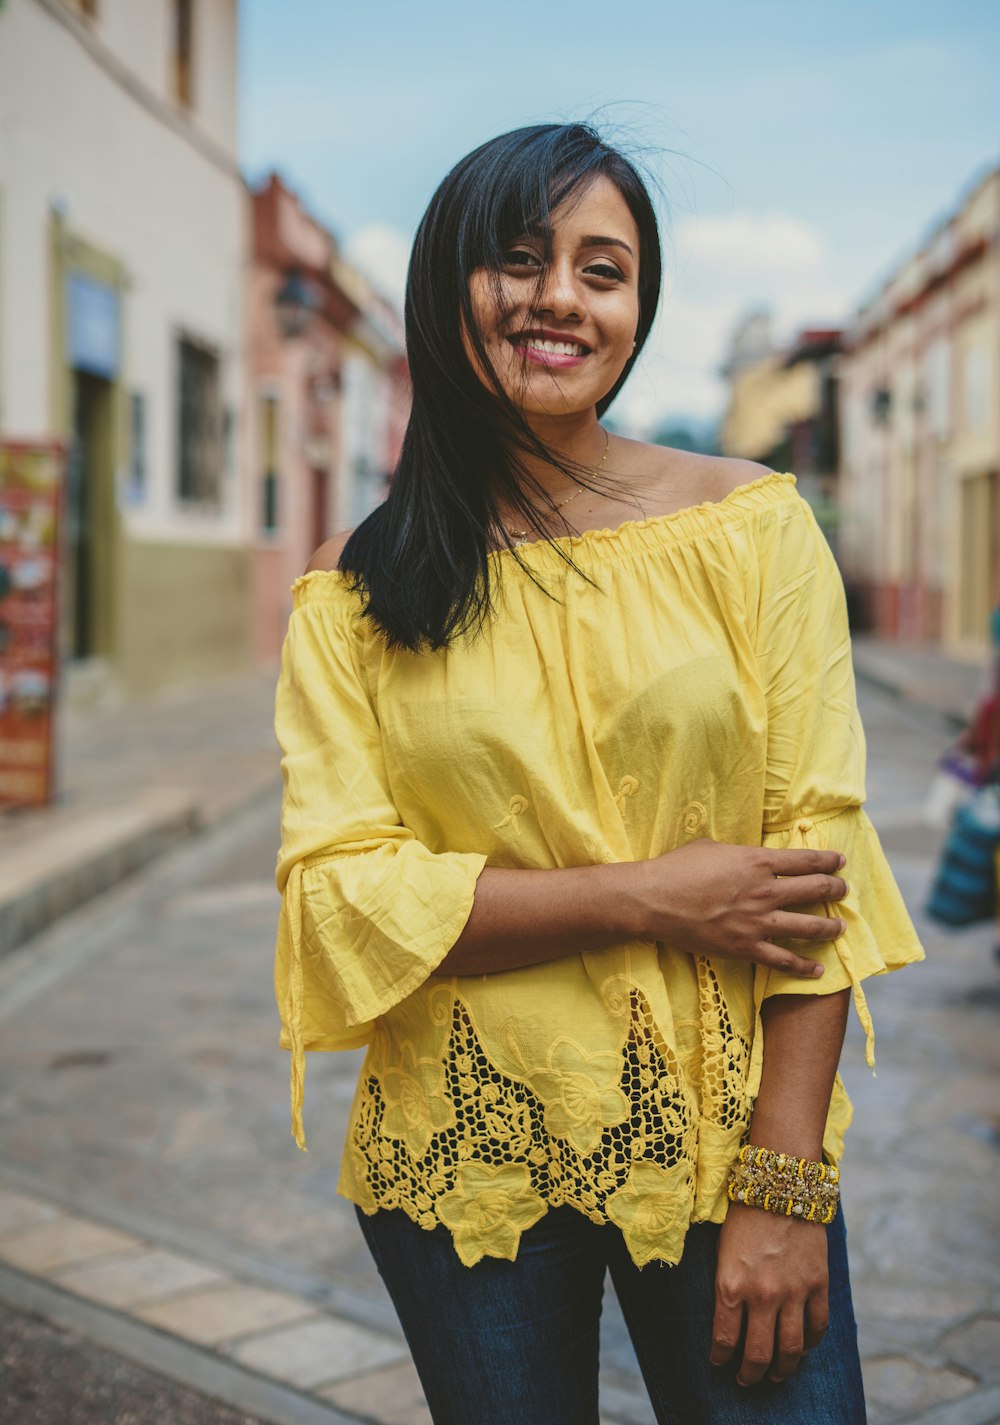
left=534, top=260, right=582, bottom=319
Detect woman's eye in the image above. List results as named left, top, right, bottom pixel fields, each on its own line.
left=585, top=262, right=624, bottom=281
left=503, top=249, right=540, bottom=269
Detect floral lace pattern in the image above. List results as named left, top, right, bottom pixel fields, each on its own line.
left=343, top=975, right=754, bottom=1267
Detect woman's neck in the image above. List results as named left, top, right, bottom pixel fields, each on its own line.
left=514, top=410, right=608, bottom=496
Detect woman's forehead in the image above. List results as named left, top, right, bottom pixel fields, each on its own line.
left=517, top=176, right=638, bottom=244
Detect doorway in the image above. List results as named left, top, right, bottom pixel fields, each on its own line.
left=65, top=369, right=113, bottom=660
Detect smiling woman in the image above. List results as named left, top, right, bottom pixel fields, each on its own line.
left=332, top=124, right=662, bottom=651
left=274, top=122, right=922, bottom=1425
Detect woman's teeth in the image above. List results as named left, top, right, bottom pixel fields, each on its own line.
left=518, top=338, right=587, bottom=356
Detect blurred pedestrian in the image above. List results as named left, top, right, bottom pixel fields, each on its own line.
left=274, top=123, right=923, bottom=1424
left=927, top=579, right=1000, bottom=949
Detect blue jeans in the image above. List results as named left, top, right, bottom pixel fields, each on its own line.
left=356, top=1203, right=867, bottom=1425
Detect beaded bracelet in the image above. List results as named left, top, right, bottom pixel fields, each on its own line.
left=726, top=1143, right=840, bottom=1224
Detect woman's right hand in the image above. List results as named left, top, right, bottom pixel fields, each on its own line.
left=634, top=839, right=848, bottom=977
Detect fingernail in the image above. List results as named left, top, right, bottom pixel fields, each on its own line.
left=838, top=854, right=846, bottom=867
left=813, top=963, right=824, bottom=976
left=842, top=881, right=850, bottom=896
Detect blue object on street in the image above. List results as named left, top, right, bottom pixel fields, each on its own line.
left=925, top=788, right=1000, bottom=927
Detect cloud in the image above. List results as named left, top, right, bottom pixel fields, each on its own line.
left=673, top=211, right=826, bottom=277
left=345, top=224, right=412, bottom=309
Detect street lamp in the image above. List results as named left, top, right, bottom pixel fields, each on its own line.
left=274, top=269, right=319, bottom=340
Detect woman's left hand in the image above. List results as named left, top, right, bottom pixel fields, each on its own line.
left=710, top=1202, right=829, bottom=1387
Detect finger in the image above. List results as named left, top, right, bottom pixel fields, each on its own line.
left=768, top=1305, right=806, bottom=1383
left=767, top=911, right=846, bottom=944
left=804, top=1288, right=829, bottom=1353
left=764, top=849, right=845, bottom=876
left=736, top=1305, right=778, bottom=1387
left=772, top=874, right=849, bottom=907
left=751, top=941, right=826, bottom=977
left=710, top=1290, right=744, bottom=1368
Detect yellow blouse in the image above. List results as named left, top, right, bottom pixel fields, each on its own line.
left=274, top=472, right=923, bottom=1268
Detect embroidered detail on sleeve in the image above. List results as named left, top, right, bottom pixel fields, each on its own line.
left=494, top=794, right=530, bottom=834
left=681, top=801, right=708, bottom=837
left=615, top=776, right=639, bottom=814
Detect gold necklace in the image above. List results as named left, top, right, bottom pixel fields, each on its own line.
left=502, top=429, right=610, bottom=546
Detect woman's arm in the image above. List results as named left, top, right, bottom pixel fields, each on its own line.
left=439, top=840, right=849, bottom=979
left=710, top=988, right=851, bottom=1387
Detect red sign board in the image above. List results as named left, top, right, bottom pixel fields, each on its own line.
left=0, top=442, right=63, bottom=806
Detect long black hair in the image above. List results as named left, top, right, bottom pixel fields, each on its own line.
left=340, top=123, right=662, bottom=651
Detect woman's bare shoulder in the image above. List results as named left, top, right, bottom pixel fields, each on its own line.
left=616, top=441, right=775, bottom=514
left=697, top=453, right=775, bottom=497
left=651, top=448, right=773, bottom=498
left=305, top=529, right=355, bottom=574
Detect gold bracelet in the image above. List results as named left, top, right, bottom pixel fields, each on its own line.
left=726, top=1143, right=840, bottom=1224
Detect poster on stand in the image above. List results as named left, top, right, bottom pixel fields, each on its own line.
left=0, top=441, right=64, bottom=807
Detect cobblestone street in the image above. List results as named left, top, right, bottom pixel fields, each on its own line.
left=0, top=681, right=997, bottom=1425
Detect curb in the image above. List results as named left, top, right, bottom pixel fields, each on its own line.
left=905, top=1384, right=1000, bottom=1425
left=851, top=659, right=972, bottom=731
left=849, top=646, right=985, bottom=735
left=0, top=775, right=279, bottom=959
left=0, top=1265, right=370, bottom=1425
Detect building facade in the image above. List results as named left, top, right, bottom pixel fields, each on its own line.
left=331, top=254, right=408, bottom=531
left=838, top=167, right=1000, bottom=656
left=247, top=176, right=408, bottom=664
left=719, top=312, right=842, bottom=538
left=0, top=0, right=249, bottom=699
left=248, top=174, right=357, bottom=664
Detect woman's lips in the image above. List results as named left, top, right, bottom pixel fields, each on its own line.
left=509, top=336, right=590, bottom=369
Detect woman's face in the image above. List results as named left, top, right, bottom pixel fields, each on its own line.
left=467, top=175, right=641, bottom=418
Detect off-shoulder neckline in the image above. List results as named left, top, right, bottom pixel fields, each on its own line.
left=490, top=468, right=795, bottom=559
left=292, top=471, right=797, bottom=596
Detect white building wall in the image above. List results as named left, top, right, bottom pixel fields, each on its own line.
left=341, top=351, right=391, bottom=528
left=0, top=0, right=246, bottom=546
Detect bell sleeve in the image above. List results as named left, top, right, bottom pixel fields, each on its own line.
left=273, top=577, right=487, bottom=1148
left=746, top=494, right=924, bottom=1095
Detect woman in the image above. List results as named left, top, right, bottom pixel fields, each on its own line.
left=274, top=123, right=923, bottom=1424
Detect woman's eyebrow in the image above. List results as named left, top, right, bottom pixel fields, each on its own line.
left=580, top=235, right=635, bottom=257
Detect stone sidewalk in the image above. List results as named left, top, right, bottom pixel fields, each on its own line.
left=851, top=635, right=985, bottom=729
left=0, top=1184, right=421, bottom=1425
left=0, top=666, right=281, bottom=954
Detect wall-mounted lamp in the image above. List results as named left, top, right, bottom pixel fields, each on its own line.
left=274, top=269, right=319, bottom=340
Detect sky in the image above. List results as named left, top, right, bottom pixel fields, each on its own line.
left=239, top=0, right=999, bottom=434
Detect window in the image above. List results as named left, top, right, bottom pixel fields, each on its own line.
left=923, top=339, right=951, bottom=441
left=963, top=345, right=991, bottom=434
left=259, top=393, right=280, bottom=535
left=177, top=337, right=221, bottom=506
left=172, top=0, right=194, bottom=107
left=127, top=392, right=146, bottom=503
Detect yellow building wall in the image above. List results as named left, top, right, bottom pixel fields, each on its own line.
left=117, top=542, right=253, bottom=695
left=721, top=358, right=818, bottom=462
